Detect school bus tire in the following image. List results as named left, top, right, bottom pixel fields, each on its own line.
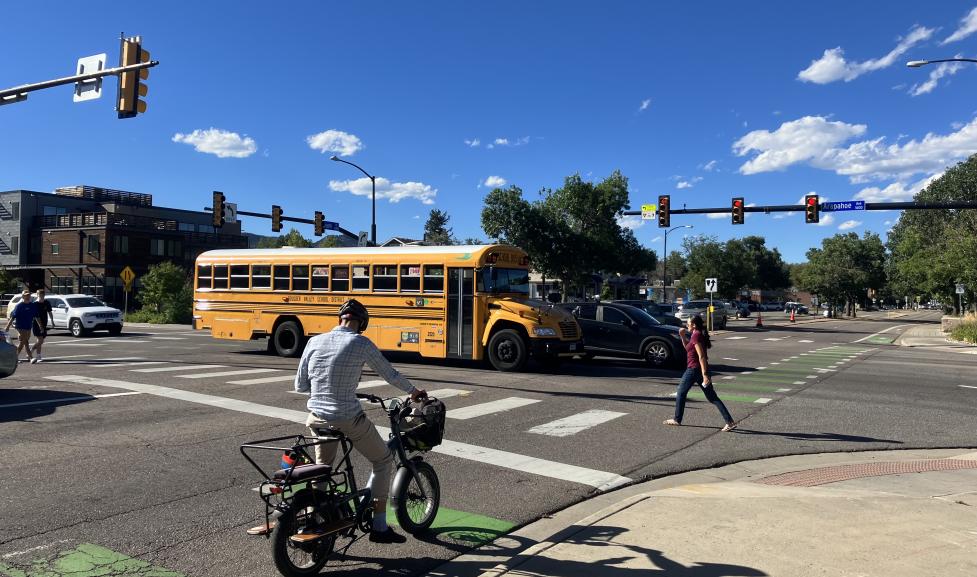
left=272, top=319, right=306, bottom=358
left=487, top=329, right=528, bottom=372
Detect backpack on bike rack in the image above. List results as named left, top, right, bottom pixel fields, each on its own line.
left=400, top=397, right=446, bottom=452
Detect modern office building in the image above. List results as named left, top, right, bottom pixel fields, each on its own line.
left=0, top=185, right=248, bottom=305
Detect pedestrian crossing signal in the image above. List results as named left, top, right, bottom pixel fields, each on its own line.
left=731, top=197, right=745, bottom=225
left=805, top=194, right=819, bottom=224
left=658, top=195, right=670, bottom=228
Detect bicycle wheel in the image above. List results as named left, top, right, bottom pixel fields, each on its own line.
left=392, top=461, right=440, bottom=533
left=270, top=491, right=336, bottom=577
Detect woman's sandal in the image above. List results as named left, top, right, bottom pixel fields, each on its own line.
left=721, top=421, right=738, bottom=432
left=663, top=419, right=681, bottom=426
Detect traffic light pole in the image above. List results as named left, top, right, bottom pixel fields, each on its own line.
left=205, top=206, right=360, bottom=242
left=624, top=199, right=977, bottom=219
left=0, top=60, right=158, bottom=105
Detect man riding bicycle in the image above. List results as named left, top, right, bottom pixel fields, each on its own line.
left=294, top=299, right=426, bottom=544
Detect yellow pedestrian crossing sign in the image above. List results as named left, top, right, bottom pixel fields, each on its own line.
left=121, top=266, right=136, bottom=292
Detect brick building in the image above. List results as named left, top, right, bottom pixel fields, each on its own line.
left=0, top=185, right=248, bottom=306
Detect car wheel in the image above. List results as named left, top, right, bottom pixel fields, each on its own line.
left=644, top=340, right=671, bottom=367
left=69, top=318, right=88, bottom=338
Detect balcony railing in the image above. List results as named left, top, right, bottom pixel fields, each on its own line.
left=54, top=185, right=153, bottom=206
left=36, top=212, right=178, bottom=231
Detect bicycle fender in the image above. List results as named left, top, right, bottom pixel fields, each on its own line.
left=389, top=466, right=413, bottom=508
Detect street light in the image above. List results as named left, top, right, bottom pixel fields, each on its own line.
left=661, top=225, right=693, bottom=303
left=907, top=58, right=977, bottom=68
left=330, top=155, right=377, bottom=245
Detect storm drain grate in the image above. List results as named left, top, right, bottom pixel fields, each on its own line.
left=756, top=459, right=977, bottom=487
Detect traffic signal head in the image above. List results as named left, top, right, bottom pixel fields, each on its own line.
left=271, top=205, right=283, bottom=232
left=212, top=191, right=226, bottom=228
left=658, top=195, right=670, bottom=228
left=314, top=211, right=325, bottom=236
left=805, top=194, right=820, bottom=224
left=731, top=197, right=745, bottom=225
left=117, top=36, right=149, bottom=118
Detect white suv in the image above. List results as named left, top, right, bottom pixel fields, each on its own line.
left=8, top=293, right=123, bottom=337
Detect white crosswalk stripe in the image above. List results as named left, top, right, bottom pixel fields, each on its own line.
left=725, top=336, right=748, bottom=340
left=424, top=388, right=471, bottom=399
left=754, top=398, right=772, bottom=404
left=132, top=364, right=227, bottom=373
left=228, top=375, right=296, bottom=385
left=178, top=368, right=280, bottom=379
left=448, top=397, right=541, bottom=420
left=150, top=336, right=187, bottom=340
left=528, top=409, right=627, bottom=437
left=798, top=340, right=814, bottom=343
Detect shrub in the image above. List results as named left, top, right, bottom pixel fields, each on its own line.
left=951, top=321, right=977, bottom=344
left=126, top=309, right=167, bottom=324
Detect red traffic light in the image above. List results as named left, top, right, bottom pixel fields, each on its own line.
left=807, top=197, right=817, bottom=206
left=733, top=199, right=743, bottom=207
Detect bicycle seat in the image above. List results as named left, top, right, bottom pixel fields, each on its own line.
left=272, top=464, right=332, bottom=482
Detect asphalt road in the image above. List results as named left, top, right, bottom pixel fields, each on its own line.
left=1, top=309, right=974, bottom=577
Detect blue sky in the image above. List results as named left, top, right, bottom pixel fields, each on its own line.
left=4, top=1, right=977, bottom=262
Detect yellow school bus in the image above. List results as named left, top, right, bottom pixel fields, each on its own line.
left=192, top=244, right=582, bottom=371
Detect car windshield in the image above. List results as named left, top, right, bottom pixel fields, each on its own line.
left=683, top=301, right=710, bottom=309
left=479, top=267, right=530, bottom=295
left=628, top=307, right=661, bottom=326
left=67, top=297, right=105, bottom=308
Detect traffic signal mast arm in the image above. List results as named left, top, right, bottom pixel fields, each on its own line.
left=624, top=199, right=977, bottom=218
left=205, top=205, right=360, bottom=242
left=0, top=60, right=158, bottom=105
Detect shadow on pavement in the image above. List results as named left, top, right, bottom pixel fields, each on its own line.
left=0, top=388, right=97, bottom=422
left=732, top=428, right=903, bottom=444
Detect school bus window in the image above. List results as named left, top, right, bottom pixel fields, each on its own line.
left=373, top=265, right=397, bottom=291
left=196, top=265, right=212, bottom=290
left=423, top=265, right=444, bottom=293
left=401, top=265, right=420, bottom=292
left=251, top=265, right=271, bottom=289
left=332, top=265, right=349, bottom=292
left=292, top=265, right=310, bottom=291
left=273, top=265, right=290, bottom=290
left=352, top=265, right=370, bottom=291
left=213, top=265, right=229, bottom=290
left=230, top=265, right=249, bottom=289
left=311, top=266, right=329, bottom=291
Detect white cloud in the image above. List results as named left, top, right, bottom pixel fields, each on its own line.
left=329, top=177, right=436, bottom=205
left=617, top=215, right=646, bottom=230
left=735, top=115, right=977, bottom=184
left=733, top=116, right=867, bottom=174
left=701, top=160, right=718, bottom=171
left=483, top=175, right=507, bottom=188
left=838, top=219, right=862, bottom=231
left=676, top=181, right=693, bottom=189
left=853, top=173, right=939, bottom=202
left=816, top=213, right=836, bottom=227
left=172, top=128, right=257, bottom=158
left=797, top=26, right=934, bottom=84
left=464, top=138, right=481, bottom=148
left=491, top=136, right=530, bottom=148
left=306, top=129, right=364, bottom=156
left=942, top=6, right=977, bottom=44
left=639, top=98, right=651, bottom=112
left=883, top=220, right=892, bottom=225
left=952, top=121, right=965, bottom=130
left=651, top=236, right=663, bottom=243
left=413, top=215, right=420, bottom=219
left=910, top=58, right=965, bottom=96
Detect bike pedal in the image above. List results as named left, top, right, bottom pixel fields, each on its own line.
left=246, top=523, right=275, bottom=536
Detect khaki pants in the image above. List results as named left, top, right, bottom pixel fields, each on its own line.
left=305, top=411, right=394, bottom=502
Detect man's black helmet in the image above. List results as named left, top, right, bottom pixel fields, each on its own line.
left=339, top=299, right=369, bottom=333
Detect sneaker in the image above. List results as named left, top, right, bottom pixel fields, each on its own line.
left=29, top=358, right=38, bottom=364
left=36, top=354, right=43, bottom=362
left=369, top=528, right=407, bottom=544
left=721, top=421, right=738, bottom=432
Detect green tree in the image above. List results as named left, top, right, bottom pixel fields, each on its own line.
left=0, top=268, right=19, bottom=294
left=316, top=235, right=344, bottom=248
left=423, top=209, right=456, bottom=245
left=136, top=261, right=193, bottom=323
left=798, top=232, right=886, bottom=316
left=256, top=228, right=312, bottom=248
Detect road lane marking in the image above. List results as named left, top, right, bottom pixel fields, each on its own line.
left=722, top=376, right=735, bottom=380
left=42, top=342, right=107, bottom=347
left=150, top=336, right=187, bottom=340
left=358, top=380, right=389, bottom=389
left=100, top=361, right=169, bottom=368
left=793, top=381, right=805, bottom=385
left=722, top=357, right=738, bottom=361
left=798, top=340, right=814, bottom=343
left=228, top=375, right=296, bottom=385
left=425, top=388, right=471, bottom=399
left=754, top=398, right=772, bottom=404
left=770, top=362, right=780, bottom=365
left=0, top=391, right=142, bottom=409
left=741, top=371, right=754, bottom=375
left=178, top=368, right=280, bottom=379
left=43, top=354, right=95, bottom=360
left=853, top=324, right=908, bottom=343
left=131, top=364, right=227, bottom=373
left=757, top=367, right=767, bottom=370
left=776, top=388, right=792, bottom=392
left=448, top=397, right=541, bottom=420
left=106, top=339, right=152, bottom=343
left=763, top=338, right=783, bottom=341
left=960, top=385, right=977, bottom=390
left=528, top=410, right=627, bottom=437
left=806, top=375, right=817, bottom=378
left=43, top=375, right=631, bottom=491
left=725, top=336, right=748, bottom=340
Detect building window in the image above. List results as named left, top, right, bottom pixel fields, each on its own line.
left=400, top=265, right=421, bottom=292
left=273, top=265, right=290, bottom=290
left=251, top=265, right=271, bottom=289
left=373, top=265, right=397, bottom=291
left=10, top=237, right=18, bottom=255
left=86, top=235, right=100, bottom=255
left=10, top=202, right=19, bottom=220
left=81, top=275, right=104, bottom=298
left=311, top=266, right=329, bottom=291
left=230, top=265, right=249, bottom=289
left=196, top=265, right=212, bottom=289
left=113, top=236, right=129, bottom=254
left=351, top=265, right=370, bottom=291
left=167, top=239, right=181, bottom=258
left=292, top=265, right=309, bottom=291
left=150, top=238, right=165, bottom=256
left=179, top=222, right=195, bottom=232
left=198, top=224, right=215, bottom=234
left=331, top=265, right=349, bottom=292
left=43, top=206, right=67, bottom=216
left=51, top=276, right=74, bottom=294
left=51, top=243, right=60, bottom=255
left=424, top=265, right=444, bottom=293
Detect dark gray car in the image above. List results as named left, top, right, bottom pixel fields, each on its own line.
left=612, top=300, right=683, bottom=327
left=557, top=302, right=683, bottom=367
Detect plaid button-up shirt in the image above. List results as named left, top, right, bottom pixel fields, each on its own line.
left=295, top=326, right=415, bottom=421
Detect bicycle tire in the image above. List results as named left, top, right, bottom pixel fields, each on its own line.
left=392, top=461, right=440, bottom=533
left=270, top=490, right=336, bottom=577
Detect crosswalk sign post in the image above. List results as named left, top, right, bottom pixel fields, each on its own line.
left=705, top=278, right=718, bottom=331
left=120, top=266, right=136, bottom=321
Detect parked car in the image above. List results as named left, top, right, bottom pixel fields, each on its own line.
left=675, top=300, right=728, bottom=329
left=761, top=301, right=785, bottom=312
left=556, top=302, right=683, bottom=367
left=47, top=294, right=124, bottom=337
left=784, top=302, right=809, bottom=315
left=611, top=300, right=683, bottom=327
left=732, top=301, right=751, bottom=318
left=0, top=333, right=16, bottom=378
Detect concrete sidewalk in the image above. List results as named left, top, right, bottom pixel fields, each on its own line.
left=428, top=449, right=977, bottom=577
left=898, top=324, right=977, bottom=354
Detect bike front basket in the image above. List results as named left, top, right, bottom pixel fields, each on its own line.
left=399, top=398, right=445, bottom=451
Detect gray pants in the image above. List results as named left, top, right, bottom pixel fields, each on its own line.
left=305, top=411, right=394, bottom=502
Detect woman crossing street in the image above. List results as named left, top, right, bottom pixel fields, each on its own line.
left=664, top=314, right=737, bottom=431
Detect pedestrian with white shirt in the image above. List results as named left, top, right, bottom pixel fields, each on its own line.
left=294, top=299, right=427, bottom=544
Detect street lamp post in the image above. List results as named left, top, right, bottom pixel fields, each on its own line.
left=661, top=225, right=693, bottom=303
left=330, top=155, right=376, bottom=245
left=907, top=58, right=977, bottom=68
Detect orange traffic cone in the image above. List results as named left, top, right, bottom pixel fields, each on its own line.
left=790, top=309, right=796, bottom=323
left=755, top=310, right=764, bottom=328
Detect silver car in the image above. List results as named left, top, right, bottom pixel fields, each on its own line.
left=0, top=334, right=17, bottom=377
left=676, top=300, right=728, bottom=329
